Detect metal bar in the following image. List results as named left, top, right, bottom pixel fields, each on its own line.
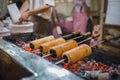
left=55, top=59, right=65, bottom=65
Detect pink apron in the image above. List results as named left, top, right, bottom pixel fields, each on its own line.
left=52, top=19, right=73, bottom=38
left=73, top=2, right=88, bottom=34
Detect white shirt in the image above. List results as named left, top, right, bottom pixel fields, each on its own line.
left=29, top=0, right=55, bottom=20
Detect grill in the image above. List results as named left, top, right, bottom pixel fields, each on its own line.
left=3, top=32, right=120, bottom=80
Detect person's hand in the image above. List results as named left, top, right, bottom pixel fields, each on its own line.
left=19, top=11, right=30, bottom=22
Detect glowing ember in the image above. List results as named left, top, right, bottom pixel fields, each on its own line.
left=25, top=47, right=31, bottom=52
left=63, top=63, right=68, bottom=69
left=47, top=56, right=53, bottom=61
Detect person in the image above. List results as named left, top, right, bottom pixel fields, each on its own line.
left=72, top=0, right=88, bottom=34
left=19, top=0, right=55, bottom=36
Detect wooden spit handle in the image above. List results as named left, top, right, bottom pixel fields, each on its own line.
left=104, top=35, right=113, bottom=41
left=83, top=32, right=91, bottom=37
left=78, top=34, right=100, bottom=45
left=62, top=31, right=81, bottom=39
left=72, top=31, right=81, bottom=35
left=70, top=32, right=91, bottom=40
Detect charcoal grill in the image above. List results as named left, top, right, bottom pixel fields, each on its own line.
left=1, top=32, right=120, bottom=80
